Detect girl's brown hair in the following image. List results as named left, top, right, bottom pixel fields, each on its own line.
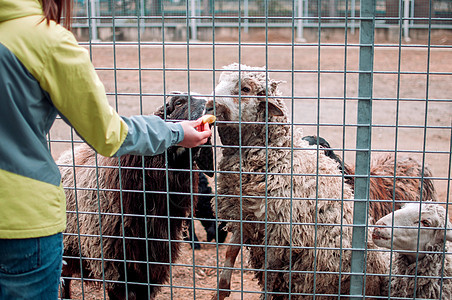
left=41, top=0, right=73, bottom=30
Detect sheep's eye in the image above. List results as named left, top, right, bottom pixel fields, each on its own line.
left=174, top=100, right=185, bottom=107
left=421, top=220, right=431, bottom=227
left=241, top=87, right=251, bottom=93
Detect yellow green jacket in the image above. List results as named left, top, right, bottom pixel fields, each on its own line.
left=0, top=0, right=184, bottom=239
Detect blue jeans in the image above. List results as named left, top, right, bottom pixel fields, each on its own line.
left=0, top=233, right=63, bottom=300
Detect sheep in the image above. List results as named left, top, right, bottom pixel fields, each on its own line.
left=372, top=202, right=452, bottom=299
left=302, top=136, right=350, bottom=175
left=302, top=135, right=437, bottom=222
left=205, top=63, right=388, bottom=299
left=185, top=172, right=228, bottom=249
left=59, top=93, right=213, bottom=300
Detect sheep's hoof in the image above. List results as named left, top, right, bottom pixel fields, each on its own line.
left=211, top=291, right=230, bottom=300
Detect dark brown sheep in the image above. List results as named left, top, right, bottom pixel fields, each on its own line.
left=58, top=93, right=213, bottom=300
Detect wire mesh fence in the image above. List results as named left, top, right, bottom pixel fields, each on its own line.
left=52, top=0, right=452, bottom=299
left=72, top=0, right=452, bottom=36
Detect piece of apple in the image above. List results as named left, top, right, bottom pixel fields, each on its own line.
left=201, top=114, right=216, bottom=124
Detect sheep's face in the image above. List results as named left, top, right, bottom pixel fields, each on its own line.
left=205, top=63, right=286, bottom=146
left=155, top=93, right=213, bottom=175
left=156, top=92, right=206, bottom=121
left=208, top=63, right=285, bottom=123
left=372, top=203, right=452, bottom=258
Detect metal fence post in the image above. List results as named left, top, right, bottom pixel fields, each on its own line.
left=297, top=0, right=306, bottom=42
left=244, top=0, right=249, bottom=33
left=350, top=0, right=375, bottom=298
left=351, top=0, right=356, bottom=35
left=89, top=0, right=98, bottom=41
left=403, top=0, right=411, bottom=42
left=140, top=0, right=145, bottom=34
left=190, top=0, right=198, bottom=40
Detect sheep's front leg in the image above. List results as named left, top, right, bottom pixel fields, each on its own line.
left=212, top=231, right=241, bottom=300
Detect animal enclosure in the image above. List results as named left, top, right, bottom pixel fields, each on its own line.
left=53, top=0, right=452, bottom=299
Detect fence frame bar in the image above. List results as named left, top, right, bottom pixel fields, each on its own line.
left=350, top=0, right=375, bottom=298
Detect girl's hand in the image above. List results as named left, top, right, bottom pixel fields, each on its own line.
left=177, top=118, right=212, bottom=148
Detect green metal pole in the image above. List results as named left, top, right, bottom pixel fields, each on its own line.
left=350, top=0, right=375, bottom=298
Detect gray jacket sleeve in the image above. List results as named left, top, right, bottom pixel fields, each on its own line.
left=113, top=115, right=184, bottom=157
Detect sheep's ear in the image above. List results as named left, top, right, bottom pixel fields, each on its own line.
left=155, top=92, right=182, bottom=118
left=259, top=100, right=284, bottom=117
left=261, top=79, right=285, bottom=117
left=154, top=103, right=166, bottom=118
left=446, top=219, right=452, bottom=242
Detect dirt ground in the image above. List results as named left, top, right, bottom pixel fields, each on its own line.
left=53, top=38, right=452, bottom=299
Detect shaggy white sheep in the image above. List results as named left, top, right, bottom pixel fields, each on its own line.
left=372, top=202, right=452, bottom=299
left=205, top=63, right=387, bottom=299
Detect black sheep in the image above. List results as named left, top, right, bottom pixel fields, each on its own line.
left=58, top=93, right=213, bottom=300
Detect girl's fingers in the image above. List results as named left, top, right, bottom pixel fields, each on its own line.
left=199, top=129, right=211, bottom=139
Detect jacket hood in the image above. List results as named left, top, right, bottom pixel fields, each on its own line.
left=0, top=0, right=43, bottom=23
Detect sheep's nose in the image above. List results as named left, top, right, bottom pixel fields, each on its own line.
left=372, top=227, right=384, bottom=240
left=205, top=101, right=214, bottom=114
left=373, top=222, right=385, bottom=232
left=372, top=221, right=390, bottom=240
